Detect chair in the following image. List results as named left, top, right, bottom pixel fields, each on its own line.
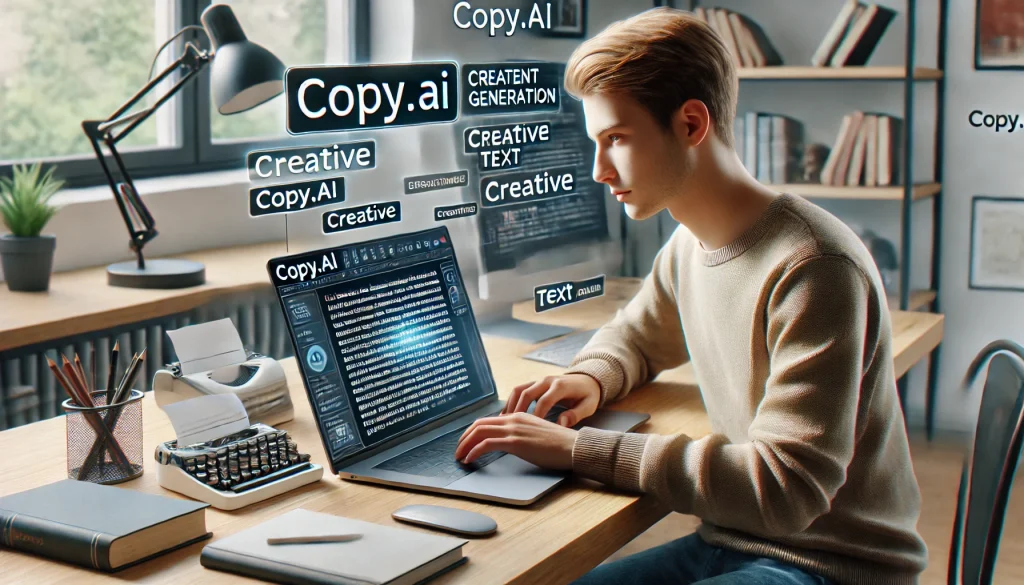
left=948, top=340, right=1024, bottom=585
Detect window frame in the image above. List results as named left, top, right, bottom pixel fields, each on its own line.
left=0, top=0, right=367, bottom=191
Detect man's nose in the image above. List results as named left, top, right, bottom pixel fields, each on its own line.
left=592, top=153, right=617, bottom=185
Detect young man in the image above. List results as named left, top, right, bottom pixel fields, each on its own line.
left=454, top=7, right=928, bottom=585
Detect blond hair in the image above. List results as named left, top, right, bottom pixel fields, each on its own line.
left=565, top=7, right=738, bottom=147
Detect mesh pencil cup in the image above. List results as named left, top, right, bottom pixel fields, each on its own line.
left=62, top=390, right=145, bottom=484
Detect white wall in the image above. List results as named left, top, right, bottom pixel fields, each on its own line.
left=935, top=0, right=1024, bottom=433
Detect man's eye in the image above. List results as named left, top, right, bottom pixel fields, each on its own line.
left=608, top=135, right=622, bottom=143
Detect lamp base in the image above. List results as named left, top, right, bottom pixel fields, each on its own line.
left=107, top=259, right=206, bottom=289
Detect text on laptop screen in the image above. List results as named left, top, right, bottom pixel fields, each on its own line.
left=268, top=227, right=497, bottom=464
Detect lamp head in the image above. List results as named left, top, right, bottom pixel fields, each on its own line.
left=201, top=4, right=285, bottom=115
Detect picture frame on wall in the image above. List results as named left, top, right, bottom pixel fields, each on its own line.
left=543, top=0, right=586, bottom=38
left=975, top=0, right=1024, bottom=69
left=969, top=196, right=1024, bottom=291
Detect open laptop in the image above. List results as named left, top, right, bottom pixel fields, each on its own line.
left=267, top=226, right=649, bottom=505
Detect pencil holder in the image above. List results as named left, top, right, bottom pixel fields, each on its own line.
left=62, top=390, right=145, bottom=485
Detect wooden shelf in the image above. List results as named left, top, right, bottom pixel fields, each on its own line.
left=771, top=182, right=941, bottom=201
left=737, top=66, right=943, bottom=80
left=888, top=290, right=937, bottom=312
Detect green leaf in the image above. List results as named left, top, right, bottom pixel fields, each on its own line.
left=0, top=162, right=64, bottom=237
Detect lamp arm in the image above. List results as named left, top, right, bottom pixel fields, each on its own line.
left=81, top=40, right=211, bottom=271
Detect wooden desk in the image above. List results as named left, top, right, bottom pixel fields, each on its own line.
left=0, top=275, right=944, bottom=584
left=0, top=311, right=705, bottom=584
left=512, top=278, right=945, bottom=380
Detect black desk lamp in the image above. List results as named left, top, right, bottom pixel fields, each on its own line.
left=83, top=4, right=285, bottom=289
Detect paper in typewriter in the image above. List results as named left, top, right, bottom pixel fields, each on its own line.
left=166, top=317, right=248, bottom=376
left=162, top=393, right=250, bottom=447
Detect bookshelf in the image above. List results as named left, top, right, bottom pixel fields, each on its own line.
left=737, top=65, right=943, bottom=80
left=669, top=0, right=948, bottom=440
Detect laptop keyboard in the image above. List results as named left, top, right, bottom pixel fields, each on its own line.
left=373, top=405, right=568, bottom=482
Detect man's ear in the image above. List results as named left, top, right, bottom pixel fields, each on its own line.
left=671, top=99, right=711, bottom=146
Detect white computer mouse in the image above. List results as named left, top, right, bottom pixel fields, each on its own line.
left=392, top=504, right=497, bottom=537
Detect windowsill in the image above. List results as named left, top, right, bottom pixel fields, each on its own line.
left=51, top=168, right=251, bottom=206
left=0, top=167, right=286, bottom=281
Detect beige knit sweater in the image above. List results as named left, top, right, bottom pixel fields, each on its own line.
left=566, top=193, right=928, bottom=585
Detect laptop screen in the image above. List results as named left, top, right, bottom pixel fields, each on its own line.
left=268, top=227, right=498, bottom=467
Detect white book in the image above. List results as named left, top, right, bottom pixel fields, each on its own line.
left=864, top=114, right=879, bottom=186
left=812, top=0, right=862, bottom=66
left=846, top=114, right=871, bottom=186
left=201, top=508, right=468, bottom=585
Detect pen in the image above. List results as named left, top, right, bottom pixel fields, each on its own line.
left=266, top=534, right=363, bottom=545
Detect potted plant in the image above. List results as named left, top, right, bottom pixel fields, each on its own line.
left=0, top=163, right=64, bottom=292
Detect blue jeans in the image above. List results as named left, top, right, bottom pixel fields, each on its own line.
left=572, top=532, right=834, bottom=585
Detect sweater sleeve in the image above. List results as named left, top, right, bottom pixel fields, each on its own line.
left=563, top=237, right=689, bottom=406
left=572, top=255, right=875, bottom=538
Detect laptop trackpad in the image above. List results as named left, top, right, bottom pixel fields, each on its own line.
left=446, top=455, right=563, bottom=500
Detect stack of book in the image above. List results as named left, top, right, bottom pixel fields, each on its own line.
left=734, top=112, right=804, bottom=184
left=812, top=1, right=896, bottom=66
left=820, top=111, right=902, bottom=187
left=694, top=8, right=782, bottom=68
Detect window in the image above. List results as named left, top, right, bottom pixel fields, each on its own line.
left=0, top=0, right=356, bottom=189
left=0, top=0, right=177, bottom=161
left=209, top=0, right=332, bottom=142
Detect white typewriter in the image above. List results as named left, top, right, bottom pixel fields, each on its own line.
left=155, top=393, right=322, bottom=510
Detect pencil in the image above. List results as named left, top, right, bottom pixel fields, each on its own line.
left=62, top=355, right=93, bottom=407
left=105, top=341, right=119, bottom=404
left=266, top=534, right=363, bottom=545
left=49, top=356, right=133, bottom=475
left=47, top=356, right=80, bottom=405
left=114, top=349, right=146, bottom=404
left=73, top=353, right=89, bottom=393
left=115, top=351, right=139, bottom=400
left=90, top=346, right=97, bottom=394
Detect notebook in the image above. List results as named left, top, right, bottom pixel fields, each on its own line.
left=200, top=508, right=468, bottom=585
left=0, top=479, right=211, bottom=572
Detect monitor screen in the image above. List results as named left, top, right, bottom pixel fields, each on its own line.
left=268, top=227, right=498, bottom=468
left=456, top=61, right=611, bottom=274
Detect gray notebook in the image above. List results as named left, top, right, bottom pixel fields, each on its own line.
left=200, top=508, right=468, bottom=585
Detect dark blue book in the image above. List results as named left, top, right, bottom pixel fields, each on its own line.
left=0, top=479, right=211, bottom=571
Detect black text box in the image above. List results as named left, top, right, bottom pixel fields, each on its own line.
left=480, top=166, right=576, bottom=208
left=249, top=176, right=344, bottom=217
left=404, top=170, right=469, bottom=195
left=434, top=202, right=479, bottom=221
left=322, top=201, right=402, bottom=234
left=247, top=141, right=375, bottom=183
left=462, top=62, right=561, bottom=116
left=534, top=275, right=605, bottom=313
left=286, top=63, right=458, bottom=134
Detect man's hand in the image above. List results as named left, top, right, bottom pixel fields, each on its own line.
left=501, top=374, right=601, bottom=427
left=454, top=413, right=577, bottom=470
